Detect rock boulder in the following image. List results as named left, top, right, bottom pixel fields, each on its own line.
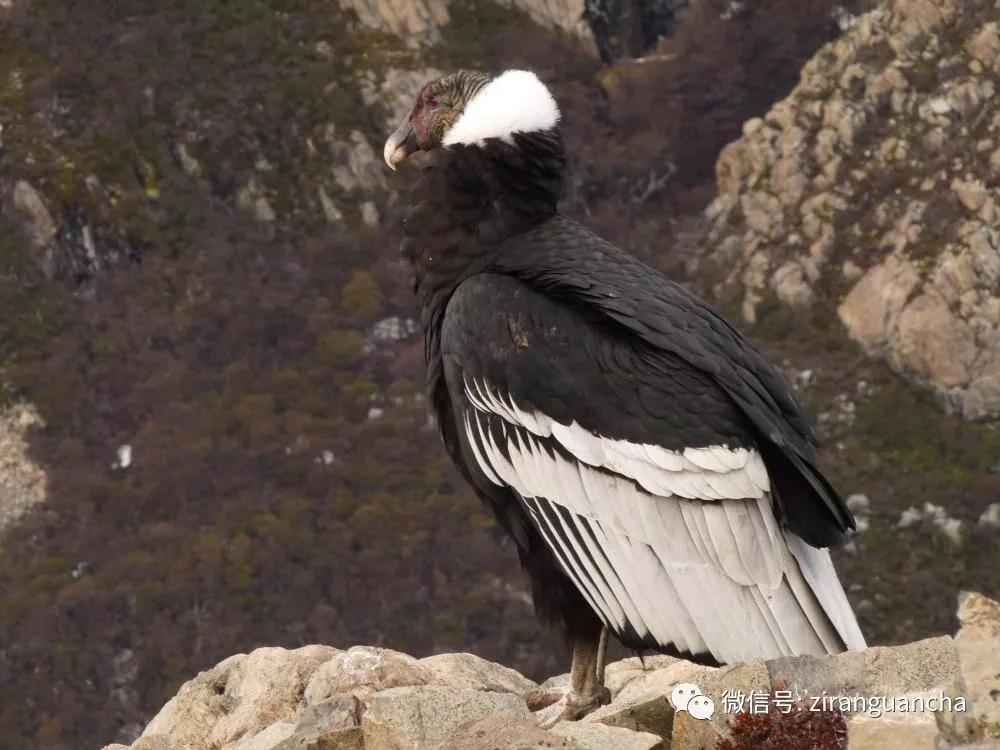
left=104, top=594, right=1000, bottom=750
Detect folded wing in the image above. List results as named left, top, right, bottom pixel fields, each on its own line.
left=441, top=273, right=865, bottom=663
left=462, top=376, right=864, bottom=662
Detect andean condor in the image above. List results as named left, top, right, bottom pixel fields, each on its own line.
left=383, top=69, right=866, bottom=722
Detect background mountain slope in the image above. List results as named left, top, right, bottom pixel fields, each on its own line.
left=0, top=0, right=998, bottom=748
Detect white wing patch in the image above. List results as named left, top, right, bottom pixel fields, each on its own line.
left=462, top=376, right=866, bottom=663
left=464, top=376, right=770, bottom=501
left=443, top=70, right=560, bottom=147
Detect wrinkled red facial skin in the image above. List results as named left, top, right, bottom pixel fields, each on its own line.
left=408, top=82, right=441, bottom=150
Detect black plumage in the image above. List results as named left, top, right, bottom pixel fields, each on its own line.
left=388, top=71, right=864, bottom=704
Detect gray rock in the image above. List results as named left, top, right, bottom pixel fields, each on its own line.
left=766, top=650, right=867, bottom=697
left=131, top=738, right=180, bottom=750
left=113, top=599, right=1000, bottom=750
left=11, top=181, right=56, bottom=276
left=235, top=722, right=296, bottom=750
left=141, top=646, right=337, bottom=750
left=137, top=653, right=243, bottom=749
left=584, top=659, right=704, bottom=739
left=12, top=181, right=56, bottom=248
left=360, top=201, right=380, bottom=227
left=368, top=316, right=419, bottom=345
left=273, top=698, right=362, bottom=750
left=336, top=0, right=448, bottom=41
left=551, top=721, right=664, bottom=749
left=772, top=260, right=816, bottom=309
left=949, top=593, right=1000, bottom=739
left=361, top=685, right=530, bottom=750
left=860, top=637, right=961, bottom=696
left=584, top=693, right=674, bottom=739
left=418, top=651, right=538, bottom=694
left=846, top=712, right=939, bottom=749
left=173, top=142, right=202, bottom=177
left=539, top=672, right=570, bottom=692
left=846, top=493, right=871, bottom=515
left=967, top=23, right=1000, bottom=68
left=958, top=592, right=1000, bottom=637
left=952, top=178, right=989, bottom=212
left=304, top=646, right=431, bottom=705
left=331, top=130, right=386, bottom=194
left=236, top=178, right=276, bottom=223
left=838, top=256, right=921, bottom=354
left=493, top=0, right=592, bottom=43
left=682, top=660, right=770, bottom=746
left=439, top=716, right=574, bottom=749
left=977, top=504, right=1000, bottom=529
left=602, top=656, right=683, bottom=699
left=953, top=635, right=1000, bottom=732
left=0, top=403, right=48, bottom=548
left=318, top=186, right=343, bottom=224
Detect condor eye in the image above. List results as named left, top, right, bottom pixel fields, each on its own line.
left=426, top=96, right=440, bottom=108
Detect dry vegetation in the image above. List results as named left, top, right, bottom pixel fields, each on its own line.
left=4, top=1, right=998, bottom=749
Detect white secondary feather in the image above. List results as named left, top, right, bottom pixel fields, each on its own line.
left=466, top=375, right=769, bottom=502
left=463, top=376, right=867, bottom=663
left=785, top=533, right=868, bottom=650
left=443, top=70, right=560, bottom=146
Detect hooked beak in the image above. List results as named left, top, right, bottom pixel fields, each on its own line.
left=383, top=119, right=420, bottom=171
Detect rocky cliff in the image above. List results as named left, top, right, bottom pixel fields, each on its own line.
left=0, top=402, right=47, bottom=546
left=700, top=0, right=1000, bottom=420
left=102, top=593, right=1000, bottom=750
left=333, top=0, right=687, bottom=60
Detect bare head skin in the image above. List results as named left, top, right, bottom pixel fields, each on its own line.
left=383, top=69, right=560, bottom=169
left=383, top=70, right=490, bottom=170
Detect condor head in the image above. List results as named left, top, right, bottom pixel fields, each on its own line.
left=383, top=70, right=490, bottom=170
left=383, top=69, right=560, bottom=170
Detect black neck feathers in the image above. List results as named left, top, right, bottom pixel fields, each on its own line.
left=445, top=129, right=565, bottom=241
left=401, top=129, right=565, bottom=308
left=400, top=128, right=565, bottom=410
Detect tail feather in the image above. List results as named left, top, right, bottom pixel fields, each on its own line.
left=785, top=532, right=867, bottom=651
left=759, top=438, right=854, bottom=548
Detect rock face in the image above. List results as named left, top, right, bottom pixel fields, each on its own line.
left=337, top=0, right=449, bottom=42
left=496, top=0, right=685, bottom=61
left=0, top=402, right=47, bottom=545
left=335, top=0, right=680, bottom=60
left=11, top=181, right=57, bottom=277
left=494, top=0, right=593, bottom=45
left=106, top=593, right=1000, bottom=750
left=701, top=0, right=1000, bottom=420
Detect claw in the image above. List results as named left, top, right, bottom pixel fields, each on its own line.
left=534, top=685, right=611, bottom=727
left=525, top=687, right=566, bottom=712
left=532, top=627, right=612, bottom=727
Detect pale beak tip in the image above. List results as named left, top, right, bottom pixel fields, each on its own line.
left=383, top=137, right=401, bottom=171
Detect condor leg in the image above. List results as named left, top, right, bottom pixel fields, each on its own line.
left=535, top=627, right=611, bottom=726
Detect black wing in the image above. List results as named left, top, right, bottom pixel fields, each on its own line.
left=493, top=215, right=854, bottom=548
left=440, top=272, right=865, bottom=664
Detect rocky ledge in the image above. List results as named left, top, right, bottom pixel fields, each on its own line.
left=103, top=593, right=1000, bottom=750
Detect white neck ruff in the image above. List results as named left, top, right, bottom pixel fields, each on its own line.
left=443, top=70, right=560, bottom=147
